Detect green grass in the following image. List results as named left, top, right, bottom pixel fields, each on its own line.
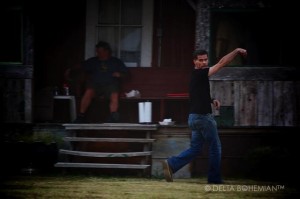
left=0, top=175, right=298, bottom=199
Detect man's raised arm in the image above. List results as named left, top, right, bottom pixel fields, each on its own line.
left=208, top=48, right=247, bottom=76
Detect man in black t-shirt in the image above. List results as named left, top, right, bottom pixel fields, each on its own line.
left=163, top=48, right=247, bottom=184
left=73, top=41, right=128, bottom=123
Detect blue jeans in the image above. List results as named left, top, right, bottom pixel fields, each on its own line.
left=167, top=113, right=222, bottom=183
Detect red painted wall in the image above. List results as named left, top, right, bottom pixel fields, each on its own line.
left=121, top=67, right=192, bottom=98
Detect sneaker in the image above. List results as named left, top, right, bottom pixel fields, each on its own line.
left=107, top=112, right=120, bottom=123
left=162, top=160, right=173, bottom=182
left=73, top=113, right=86, bottom=123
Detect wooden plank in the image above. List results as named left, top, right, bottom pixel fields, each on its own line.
left=257, top=81, right=273, bottom=126
left=64, top=137, right=155, bottom=143
left=272, top=81, right=298, bottom=126
left=234, top=81, right=257, bottom=126
left=210, top=80, right=234, bottom=106
left=273, top=81, right=285, bottom=126
left=296, top=81, right=300, bottom=125
left=234, top=81, right=241, bottom=126
left=59, top=149, right=152, bottom=157
left=55, top=162, right=150, bottom=169
left=62, top=123, right=158, bottom=131
left=282, top=81, right=296, bottom=126
left=210, top=67, right=299, bottom=81
left=24, top=79, right=32, bottom=123
left=0, top=64, right=33, bottom=79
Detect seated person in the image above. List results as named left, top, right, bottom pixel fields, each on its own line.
left=73, top=41, right=128, bottom=123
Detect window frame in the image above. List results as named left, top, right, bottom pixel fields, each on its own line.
left=85, top=0, right=153, bottom=67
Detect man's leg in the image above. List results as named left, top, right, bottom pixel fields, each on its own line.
left=109, top=92, right=119, bottom=113
left=73, top=88, right=95, bottom=123
left=204, top=116, right=222, bottom=184
left=163, top=114, right=206, bottom=182
left=163, top=130, right=204, bottom=182
left=80, top=88, right=95, bottom=113
left=107, top=92, right=120, bottom=123
left=167, top=130, right=204, bottom=173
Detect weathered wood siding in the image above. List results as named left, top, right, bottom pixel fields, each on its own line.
left=195, top=0, right=300, bottom=127
left=210, top=78, right=300, bottom=127
left=0, top=66, right=33, bottom=123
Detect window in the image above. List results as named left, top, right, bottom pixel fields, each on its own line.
left=85, top=0, right=153, bottom=67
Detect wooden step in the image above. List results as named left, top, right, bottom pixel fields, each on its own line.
left=60, top=149, right=152, bottom=157
left=62, top=123, right=158, bottom=131
left=55, top=162, right=150, bottom=169
left=64, top=137, right=155, bottom=143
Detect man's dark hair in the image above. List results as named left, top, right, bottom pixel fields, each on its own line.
left=95, top=41, right=112, bottom=53
left=193, top=50, right=208, bottom=60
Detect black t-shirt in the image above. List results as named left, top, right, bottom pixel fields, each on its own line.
left=189, top=67, right=212, bottom=114
left=82, top=57, right=128, bottom=85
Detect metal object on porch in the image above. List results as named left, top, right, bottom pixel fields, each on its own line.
left=53, top=95, right=76, bottom=123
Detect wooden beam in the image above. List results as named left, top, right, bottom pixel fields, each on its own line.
left=210, top=67, right=299, bottom=81
left=62, top=123, right=158, bottom=131
left=64, top=137, right=155, bottom=143
left=60, top=149, right=152, bottom=157
left=55, top=162, right=150, bottom=169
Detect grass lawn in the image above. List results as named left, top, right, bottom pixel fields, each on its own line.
left=0, top=175, right=298, bottom=199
